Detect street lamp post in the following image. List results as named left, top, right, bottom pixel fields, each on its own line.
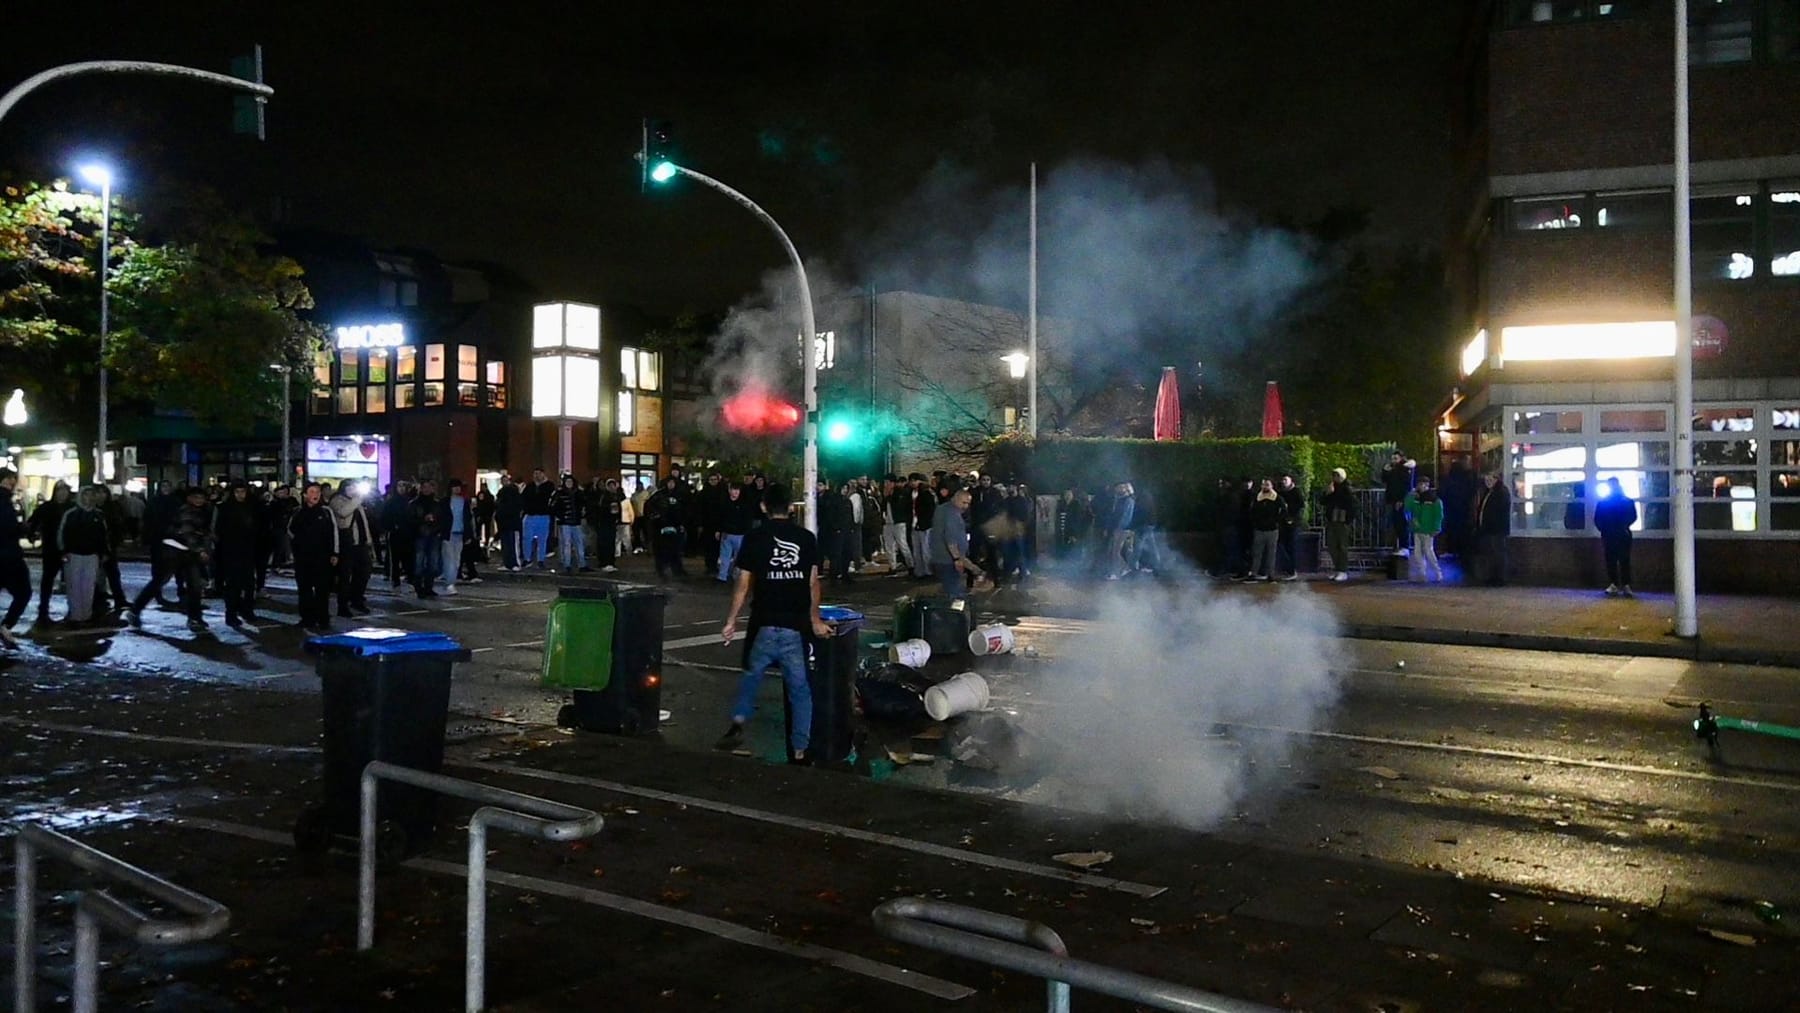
left=78, top=165, right=111, bottom=485
left=646, top=158, right=821, bottom=534
left=1673, top=0, right=1698, bottom=638
left=1001, top=351, right=1030, bottom=433
left=270, top=363, right=293, bottom=487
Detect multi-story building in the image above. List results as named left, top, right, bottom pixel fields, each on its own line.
left=1442, top=0, right=1800, bottom=592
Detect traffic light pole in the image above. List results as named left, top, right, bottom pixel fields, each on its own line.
left=660, top=163, right=820, bottom=534
left=0, top=59, right=274, bottom=131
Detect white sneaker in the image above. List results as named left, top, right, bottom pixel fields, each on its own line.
left=1604, top=584, right=1619, bottom=596
left=602, top=565, right=618, bottom=573
left=466, top=576, right=484, bottom=584
left=442, top=584, right=458, bottom=595
left=1333, top=572, right=1349, bottom=582
left=1620, top=585, right=1634, bottom=598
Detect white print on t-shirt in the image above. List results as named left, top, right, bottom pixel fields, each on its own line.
left=770, top=536, right=800, bottom=569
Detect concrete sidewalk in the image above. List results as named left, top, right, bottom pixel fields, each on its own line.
left=995, top=571, right=1800, bottom=668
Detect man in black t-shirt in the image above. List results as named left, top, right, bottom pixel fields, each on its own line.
left=717, top=483, right=832, bottom=764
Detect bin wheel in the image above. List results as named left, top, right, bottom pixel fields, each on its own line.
left=375, top=819, right=412, bottom=869
left=556, top=704, right=577, bottom=729
left=621, top=709, right=642, bottom=736
left=293, top=806, right=333, bottom=855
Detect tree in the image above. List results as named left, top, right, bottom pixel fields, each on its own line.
left=0, top=179, right=321, bottom=480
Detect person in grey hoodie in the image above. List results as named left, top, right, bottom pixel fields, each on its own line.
left=329, top=480, right=375, bottom=617
left=929, top=487, right=974, bottom=602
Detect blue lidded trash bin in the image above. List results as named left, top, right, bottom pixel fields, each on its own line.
left=293, top=629, right=470, bottom=856
left=782, top=606, right=865, bottom=765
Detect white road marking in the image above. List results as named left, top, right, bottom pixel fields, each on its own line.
left=0, top=715, right=319, bottom=754
left=1226, top=721, right=1800, bottom=793
left=164, top=815, right=976, bottom=1001
left=664, top=632, right=730, bottom=650
left=459, top=761, right=1168, bottom=898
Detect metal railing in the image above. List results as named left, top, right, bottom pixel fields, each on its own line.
left=873, top=897, right=1273, bottom=1013
left=13, top=822, right=231, bottom=1013
left=357, top=761, right=603, bottom=1013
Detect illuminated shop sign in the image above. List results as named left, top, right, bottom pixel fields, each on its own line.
left=335, top=323, right=407, bottom=349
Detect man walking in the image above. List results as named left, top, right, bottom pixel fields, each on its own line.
left=127, top=486, right=213, bottom=634
left=716, top=482, right=751, bottom=582
left=214, top=481, right=265, bottom=627
left=495, top=475, right=523, bottom=571
left=881, top=476, right=912, bottom=575
left=1405, top=476, right=1445, bottom=582
left=551, top=474, right=589, bottom=573
left=410, top=479, right=444, bottom=598
left=930, top=486, right=974, bottom=602
left=0, top=469, right=31, bottom=647
left=288, top=482, right=340, bottom=631
left=716, top=484, right=832, bottom=765
left=441, top=478, right=473, bottom=592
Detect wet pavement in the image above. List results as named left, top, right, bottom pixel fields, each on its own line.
left=3, top=554, right=1799, bottom=1009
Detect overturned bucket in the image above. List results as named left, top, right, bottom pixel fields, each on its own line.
left=967, top=623, right=1015, bottom=656
left=888, top=638, right=932, bottom=668
left=924, top=672, right=991, bottom=721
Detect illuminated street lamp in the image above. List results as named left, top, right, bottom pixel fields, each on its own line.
left=531, top=302, right=603, bottom=474
left=77, top=163, right=112, bottom=483
left=1000, top=351, right=1030, bottom=432
left=3, top=389, right=25, bottom=428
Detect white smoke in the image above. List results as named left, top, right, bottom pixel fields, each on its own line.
left=1014, top=576, right=1344, bottom=830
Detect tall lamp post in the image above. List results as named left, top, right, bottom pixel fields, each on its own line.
left=645, top=158, right=821, bottom=534
left=270, top=363, right=292, bottom=487
left=1673, top=0, right=1697, bottom=638
left=1001, top=351, right=1030, bottom=433
left=77, top=164, right=112, bottom=485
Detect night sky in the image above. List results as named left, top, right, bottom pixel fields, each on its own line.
left=1, top=1, right=1463, bottom=315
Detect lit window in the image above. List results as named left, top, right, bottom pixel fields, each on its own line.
left=618, top=391, right=635, bottom=435
left=1510, top=195, right=1584, bottom=230
left=368, top=349, right=390, bottom=384
left=396, top=384, right=419, bottom=410
left=620, top=348, right=636, bottom=390
left=1514, top=410, right=1584, bottom=436
left=365, top=385, right=387, bottom=414
left=1693, top=406, right=1756, bottom=432
left=458, top=345, right=478, bottom=382
left=425, top=344, right=445, bottom=382
left=486, top=361, right=508, bottom=409
left=424, top=382, right=444, bottom=407
left=311, top=351, right=332, bottom=415
left=1461, top=329, right=1487, bottom=377
left=338, top=349, right=360, bottom=386
left=619, top=348, right=661, bottom=392
left=396, top=346, right=418, bottom=382
left=1595, top=189, right=1672, bottom=229
left=1771, top=182, right=1800, bottom=276
left=336, top=388, right=358, bottom=415
left=637, top=350, right=659, bottom=391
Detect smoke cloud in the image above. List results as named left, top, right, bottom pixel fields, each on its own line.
left=1006, top=568, right=1344, bottom=831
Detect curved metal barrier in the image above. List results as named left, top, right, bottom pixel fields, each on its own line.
left=873, top=897, right=1273, bottom=1013
left=13, top=822, right=231, bottom=1013
left=357, top=761, right=603, bottom=1013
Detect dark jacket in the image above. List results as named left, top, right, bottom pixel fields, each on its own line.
left=645, top=487, right=687, bottom=531
left=143, top=492, right=180, bottom=543
left=818, top=490, right=853, bottom=535
left=213, top=496, right=264, bottom=556
left=1382, top=461, right=1413, bottom=503
left=1475, top=483, right=1511, bottom=536
left=495, top=484, right=523, bottom=529
left=912, top=487, right=935, bottom=530
left=1249, top=494, right=1286, bottom=532
left=1320, top=482, right=1357, bottom=525
left=551, top=487, right=586, bottom=526
left=28, top=498, right=72, bottom=554
left=718, top=492, right=753, bottom=536
left=1594, top=492, right=1638, bottom=537
left=522, top=480, right=555, bottom=516
left=58, top=507, right=110, bottom=557
left=171, top=501, right=214, bottom=556
left=410, top=494, right=444, bottom=541
left=288, top=502, right=340, bottom=561
left=1277, top=484, right=1305, bottom=530
left=0, top=490, right=24, bottom=560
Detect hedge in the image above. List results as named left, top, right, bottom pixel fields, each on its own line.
left=984, top=436, right=1395, bottom=531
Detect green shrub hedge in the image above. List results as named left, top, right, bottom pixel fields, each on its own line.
left=984, top=436, right=1395, bottom=530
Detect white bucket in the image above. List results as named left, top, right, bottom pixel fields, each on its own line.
left=923, top=672, right=991, bottom=721
left=888, top=638, right=932, bottom=668
left=967, top=623, right=1015, bottom=656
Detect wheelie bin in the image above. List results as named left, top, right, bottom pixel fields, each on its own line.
left=293, top=629, right=469, bottom=858
left=545, top=584, right=666, bottom=735
left=783, top=605, right=865, bottom=764
left=902, top=597, right=972, bottom=657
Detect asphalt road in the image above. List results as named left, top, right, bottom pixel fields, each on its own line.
left=3, top=558, right=1797, bottom=1009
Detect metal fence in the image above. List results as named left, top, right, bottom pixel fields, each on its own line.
left=873, top=897, right=1274, bottom=1013
left=356, top=761, right=604, bottom=1013
left=13, top=822, right=231, bottom=1013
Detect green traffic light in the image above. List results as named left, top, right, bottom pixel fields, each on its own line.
left=825, top=419, right=853, bottom=444
left=650, top=160, right=677, bottom=183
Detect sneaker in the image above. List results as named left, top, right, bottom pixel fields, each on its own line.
left=1333, top=572, right=1349, bottom=582
left=417, top=588, right=438, bottom=599
left=0, top=627, right=17, bottom=649
left=186, top=619, right=207, bottom=633
left=714, top=724, right=744, bottom=751
left=601, top=565, right=618, bottom=573
left=466, top=576, right=484, bottom=584
left=1621, top=585, right=1634, bottom=598
left=123, top=609, right=142, bottom=628
left=788, top=752, right=813, bottom=767
left=1279, top=573, right=1298, bottom=582
left=1604, top=584, right=1619, bottom=596
left=442, top=585, right=458, bottom=596
left=505, top=566, right=519, bottom=572
left=1261, top=576, right=1276, bottom=583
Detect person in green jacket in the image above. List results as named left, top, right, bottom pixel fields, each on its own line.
left=1405, top=477, right=1445, bottom=582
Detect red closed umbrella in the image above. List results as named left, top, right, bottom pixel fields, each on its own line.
left=1261, top=380, right=1284, bottom=438
left=1153, top=366, right=1181, bottom=441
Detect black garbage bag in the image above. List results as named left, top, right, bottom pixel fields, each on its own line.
left=856, top=662, right=934, bottom=722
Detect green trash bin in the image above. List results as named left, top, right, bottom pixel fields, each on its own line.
left=541, top=589, right=616, bottom=690
left=546, top=585, right=666, bottom=735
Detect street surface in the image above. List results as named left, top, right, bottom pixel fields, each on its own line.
left=3, top=556, right=1799, bottom=1010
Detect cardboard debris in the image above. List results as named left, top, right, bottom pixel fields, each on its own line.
left=1359, top=766, right=1403, bottom=780
left=1052, top=850, right=1114, bottom=869
left=1701, top=928, right=1757, bottom=947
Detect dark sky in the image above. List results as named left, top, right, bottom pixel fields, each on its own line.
left=1, top=1, right=1463, bottom=314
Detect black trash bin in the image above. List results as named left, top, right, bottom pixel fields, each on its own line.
left=904, top=597, right=972, bottom=657
left=294, top=629, right=469, bottom=855
left=782, top=605, right=865, bottom=765
left=560, top=584, right=667, bottom=735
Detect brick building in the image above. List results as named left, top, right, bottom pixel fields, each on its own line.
left=1442, top=1, right=1800, bottom=592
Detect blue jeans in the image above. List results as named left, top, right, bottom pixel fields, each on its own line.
left=732, top=627, right=812, bottom=754
left=413, top=536, right=442, bottom=590
left=933, top=562, right=964, bottom=600
left=558, top=524, right=587, bottom=570
left=522, top=515, right=551, bottom=563
left=718, top=533, right=744, bottom=581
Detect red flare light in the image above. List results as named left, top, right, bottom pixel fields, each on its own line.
left=721, top=390, right=801, bottom=436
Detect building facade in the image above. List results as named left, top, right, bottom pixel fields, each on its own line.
left=1443, top=1, right=1800, bottom=592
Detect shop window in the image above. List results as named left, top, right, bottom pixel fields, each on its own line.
left=485, top=361, right=508, bottom=408
left=1695, top=439, right=1758, bottom=466
left=310, top=350, right=333, bottom=415
left=365, top=385, right=387, bottom=414
left=1690, top=0, right=1755, bottom=64
left=396, top=384, right=419, bottom=410
left=617, top=390, right=635, bottom=434
left=336, top=388, right=358, bottom=415
left=1600, top=409, right=1667, bottom=433
left=1692, top=186, right=1757, bottom=280
left=1513, top=499, right=1590, bottom=532
left=620, top=347, right=660, bottom=392
left=1595, top=189, right=1672, bottom=230
left=1502, top=0, right=1636, bottom=25
left=458, top=345, right=478, bottom=382
left=337, top=349, right=360, bottom=385
left=621, top=453, right=658, bottom=495
left=1777, top=408, right=1800, bottom=430
left=1694, top=406, right=1755, bottom=432
left=368, top=349, right=390, bottom=384
left=1771, top=183, right=1800, bottom=275
left=1774, top=471, right=1800, bottom=529
left=1510, top=195, right=1584, bottom=231
left=425, top=344, right=445, bottom=382
left=1513, top=410, right=1583, bottom=435
left=424, top=382, right=444, bottom=407
left=1696, top=471, right=1757, bottom=531
left=1775, top=439, right=1800, bottom=467
left=397, top=346, right=418, bottom=381
left=458, top=382, right=480, bottom=408
left=1597, top=439, right=1672, bottom=469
